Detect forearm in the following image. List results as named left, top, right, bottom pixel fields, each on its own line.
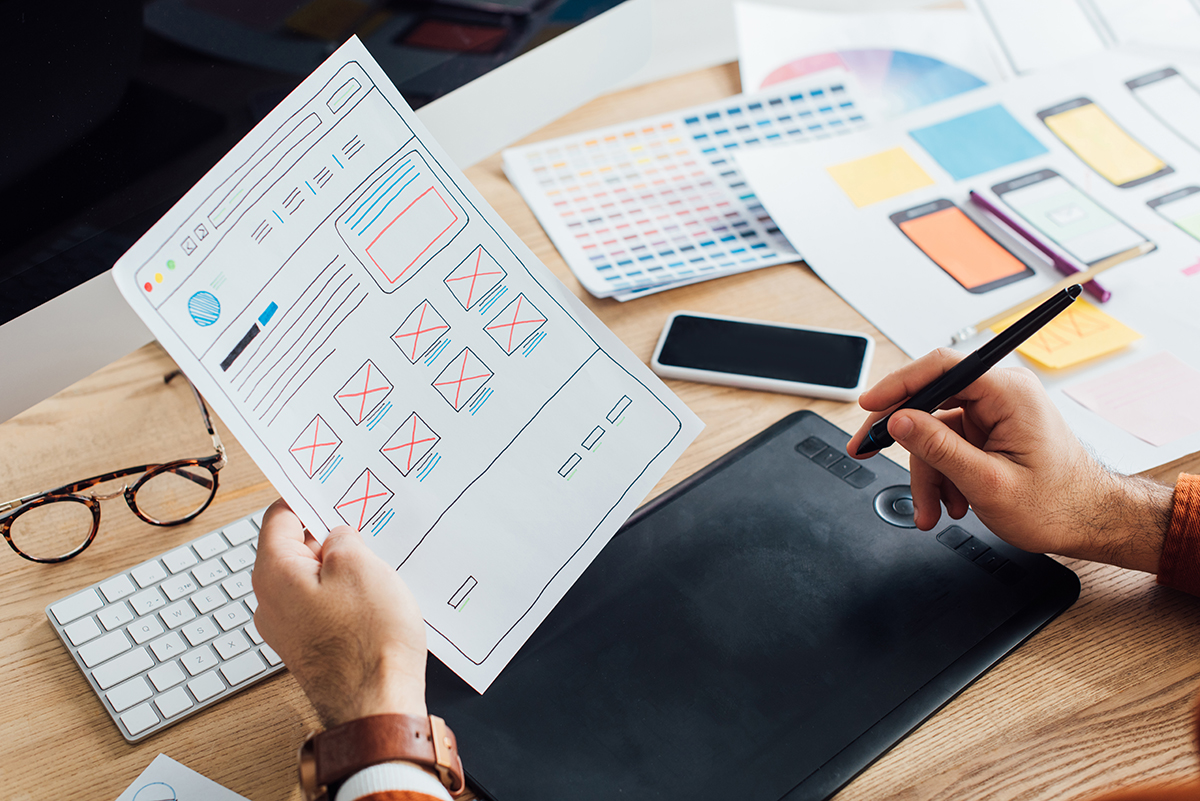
left=1057, top=471, right=1172, bottom=574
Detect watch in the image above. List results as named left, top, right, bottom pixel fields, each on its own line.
left=298, top=713, right=466, bottom=801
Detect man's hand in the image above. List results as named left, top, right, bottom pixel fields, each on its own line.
left=252, top=499, right=428, bottom=727
left=847, top=349, right=1171, bottom=573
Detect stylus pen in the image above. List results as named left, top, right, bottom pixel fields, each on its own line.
left=968, top=190, right=1110, bottom=302
left=855, top=284, right=1082, bottom=456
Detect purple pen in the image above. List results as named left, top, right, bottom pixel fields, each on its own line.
left=968, top=190, right=1110, bottom=302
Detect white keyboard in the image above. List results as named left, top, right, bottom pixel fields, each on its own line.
left=45, top=508, right=285, bottom=742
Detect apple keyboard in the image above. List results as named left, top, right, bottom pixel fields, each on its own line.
left=45, top=508, right=285, bottom=742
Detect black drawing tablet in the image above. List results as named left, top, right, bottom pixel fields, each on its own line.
left=426, top=411, right=1080, bottom=800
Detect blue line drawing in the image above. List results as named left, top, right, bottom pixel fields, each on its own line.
left=133, top=782, right=177, bottom=801
left=188, top=291, right=221, bottom=327
left=417, top=452, right=441, bottom=481
left=361, top=171, right=421, bottom=234
left=332, top=153, right=344, bottom=168
left=347, top=160, right=413, bottom=230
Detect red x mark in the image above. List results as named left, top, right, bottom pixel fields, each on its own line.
left=434, top=351, right=491, bottom=409
left=335, top=472, right=389, bottom=530
left=393, top=303, right=449, bottom=361
left=486, top=295, right=547, bottom=352
left=383, top=416, right=438, bottom=472
left=337, top=362, right=389, bottom=422
left=447, top=248, right=503, bottom=308
left=290, top=419, right=337, bottom=475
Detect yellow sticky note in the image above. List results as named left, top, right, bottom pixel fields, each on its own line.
left=826, top=147, right=935, bottom=208
left=991, top=299, right=1141, bottom=369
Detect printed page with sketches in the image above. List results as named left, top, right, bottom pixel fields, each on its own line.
left=111, top=37, right=702, bottom=691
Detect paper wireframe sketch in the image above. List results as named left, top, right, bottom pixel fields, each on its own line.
left=116, top=754, right=248, bottom=801
left=111, top=37, right=702, bottom=691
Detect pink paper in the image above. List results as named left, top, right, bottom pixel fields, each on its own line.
left=1064, top=352, right=1200, bottom=447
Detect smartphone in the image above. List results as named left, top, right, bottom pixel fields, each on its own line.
left=1127, top=68, right=1200, bottom=153
left=1147, top=186, right=1200, bottom=242
left=1037, top=97, right=1172, bottom=187
left=992, top=169, right=1154, bottom=265
left=890, top=199, right=1034, bottom=294
left=650, top=311, right=874, bottom=402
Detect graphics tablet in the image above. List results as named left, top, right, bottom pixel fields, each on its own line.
left=426, top=411, right=1080, bottom=800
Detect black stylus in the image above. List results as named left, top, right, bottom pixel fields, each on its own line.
left=855, top=284, right=1082, bottom=455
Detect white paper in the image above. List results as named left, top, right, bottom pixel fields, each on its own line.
left=736, top=3, right=1002, bottom=117
left=503, top=72, right=869, bottom=299
left=115, top=754, right=247, bottom=801
left=736, top=50, right=1200, bottom=475
left=111, top=38, right=702, bottom=691
left=969, top=0, right=1200, bottom=77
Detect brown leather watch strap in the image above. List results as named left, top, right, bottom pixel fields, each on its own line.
left=300, top=713, right=465, bottom=799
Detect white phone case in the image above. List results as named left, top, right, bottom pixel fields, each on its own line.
left=650, top=311, right=874, bottom=402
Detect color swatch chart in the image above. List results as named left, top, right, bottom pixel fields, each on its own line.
left=503, top=75, right=869, bottom=300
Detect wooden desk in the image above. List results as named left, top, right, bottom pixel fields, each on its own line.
left=4, top=62, right=1200, bottom=801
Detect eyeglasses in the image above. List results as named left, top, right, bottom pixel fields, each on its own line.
left=0, top=371, right=228, bottom=563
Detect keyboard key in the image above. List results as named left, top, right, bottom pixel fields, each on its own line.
left=245, top=593, right=258, bottom=613
left=49, top=588, right=103, bottom=625
left=192, top=559, right=229, bottom=587
left=250, top=510, right=266, bottom=528
left=93, top=647, right=154, bottom=689
left=129, top=588, right=167, bottom=616
left=192, top=587, right=227, bottom=615
left=245, top=621, right=264, bottom=645
left=182, top=616, right=219, bottom=646
left=225, top=519, right=258, bottom=546
left=162, top=573, right=199, bottom=601
left=99, top=575, right=136, bottom=603
left=261, top=644, right=283, bottom=666
left=97, top=602, right=134, bottom=631
left=150, top=632, right=187, bottom=662
left=214, top=602, right=250, bottom=631
left=78, top=630, right=132, bottom=668
left=181, top=645, right=219, bottom=676
left=193, top=531, right=229, bottom=560
left=214, top=630, right=251, bottom=660
left=120, top=703, right=159, bottom=736
left=155, top=686, right=193, bottom=718
left=160, top=600, right=197, bottom=629
left=106, top=676, right=152, bottom=712
left=222, top=544, right=255, bottom=573
left=128, top=615, right=165, bottom=645
left=162, top=545, right=199, bottom=575
left=130, top=560, right=167, bottom=589
left=220, top=651, right=267, bottom=686
left=148, top=661, right=187, bottom=692
left=63, top=616, right=102, bottom=646
left=188, top=671, right=226, bottom=702
left=221, top=572, right=253, bottom=599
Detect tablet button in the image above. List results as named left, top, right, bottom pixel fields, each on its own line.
left=995, top=562, right=1026, bottom=585
left=795, top=436, right=827, bottom=457
left=843, top=467, right=876, bottom=488
left=975, top=551, right=1007, bottom=574
left=955, top=536, right=989, bottom=561
left=812, top=448, right=842, bottom=468
left=827, top=457, right=856, bottom=478
left=936, top=526, right=970, bottom=550
left=873, top=485, right=916, bottom=527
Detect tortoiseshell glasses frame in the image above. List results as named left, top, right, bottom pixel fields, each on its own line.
left=0, top=371, right=227, bottom=563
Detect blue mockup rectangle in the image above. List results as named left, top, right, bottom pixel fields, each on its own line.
left=909, top=105, right=1048, bottom=180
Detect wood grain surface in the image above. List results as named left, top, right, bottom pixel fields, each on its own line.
left=2, top=62, right=1199, bottom=801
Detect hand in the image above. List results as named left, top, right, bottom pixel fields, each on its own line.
left=252, top=499, right=429, bottom=727
left=847, top=349, right=1171, bottom=573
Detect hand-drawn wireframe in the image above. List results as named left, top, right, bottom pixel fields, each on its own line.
left=445, top=246, right=506, bottom=310
left=336, top=151, right=467, bottom=293
left=335, top=468, right=393, bottom=530
left=432, top=348, right=493, bottom=411
left=582, top=426, right=604, bottom=450
left=393, top=300, right=450, bottom=363
left=558, top=453, right=581, bottom=477
left=381, top=412, right=440, bottom=476
left=485, top=293, right=547, bottom=355
left=335, top=359, right=392, bottom=424
left=289, top=414, right=341, bottom=478
left=449, top=577, right=476, bottom=609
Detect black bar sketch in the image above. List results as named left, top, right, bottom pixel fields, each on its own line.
left=559, top=453, right=581, bottom=477
left=449, top=577, right=477, bottom=609
left=606, top=395, right=631, bottom=423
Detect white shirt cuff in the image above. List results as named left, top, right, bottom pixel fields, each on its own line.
left=335, top=761, right=453, bottom=801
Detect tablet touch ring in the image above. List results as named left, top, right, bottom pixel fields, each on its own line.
left=874, top=485, right=917, bottom=528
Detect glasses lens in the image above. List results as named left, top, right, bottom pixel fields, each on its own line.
left=134, top=464, right=216, bottom=524
left=8, top=499, right=95, bottom=561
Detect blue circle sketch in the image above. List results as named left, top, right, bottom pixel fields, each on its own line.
left=188, top=291, right=221, bottom=326
left=133, top=782, right=177, bottom=801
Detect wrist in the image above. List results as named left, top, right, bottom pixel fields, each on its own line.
left=1062, top=471, right=1171, bottom=573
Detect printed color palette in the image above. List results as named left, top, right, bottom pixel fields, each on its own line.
left=503, top=77, right=868, bottom=299
left=908, top=105, right=1048, bottom=181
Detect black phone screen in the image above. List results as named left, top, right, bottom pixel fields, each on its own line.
left=657, top=315, right=868, bottom=388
